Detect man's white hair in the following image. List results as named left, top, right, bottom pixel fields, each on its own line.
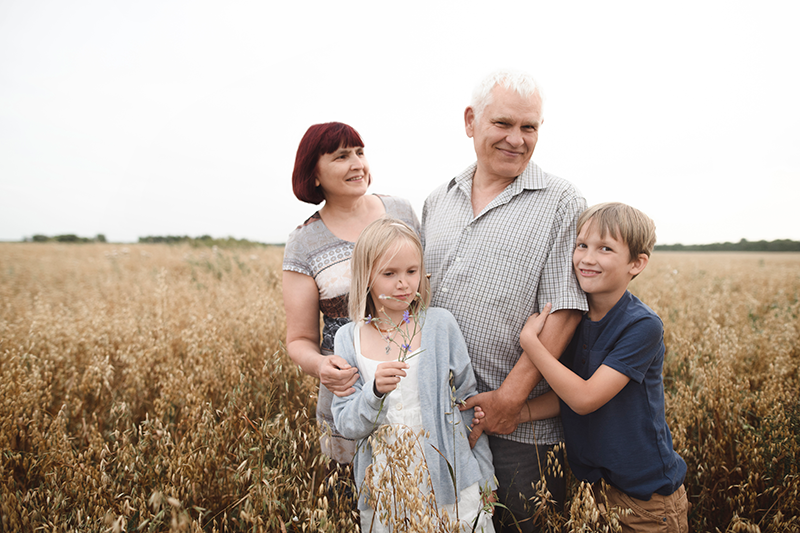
left=470, top=69, right=544, bottom=119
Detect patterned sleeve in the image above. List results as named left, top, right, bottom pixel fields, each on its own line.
left=537, top=188, right=588, bottom=314
left=282, top=228, right=313, bottom=276
left=385, top=196, right=421, bottom=236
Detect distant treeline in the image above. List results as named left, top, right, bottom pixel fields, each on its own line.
left=23, top=234, right=798, bottom=251
left=22, top=234, right=270, bottom=247
left=137, top=235, right=269, bottom=248
left=656, top=238, right=800, bottom=252
left=26, top=234, right=107, bottom=243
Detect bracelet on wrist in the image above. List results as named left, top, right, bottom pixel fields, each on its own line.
left=373, top=380, right=384, bottom=398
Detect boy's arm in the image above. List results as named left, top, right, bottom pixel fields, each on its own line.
left=460, top=308, right=581, bottom=434
left=517, top=390, right=561, bottom=424
left=520, top=303, right=630, bottom=416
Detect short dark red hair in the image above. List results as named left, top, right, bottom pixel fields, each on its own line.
left=292, top=122, right=365, bottom=205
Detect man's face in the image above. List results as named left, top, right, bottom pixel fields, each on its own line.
left=465, top=84, right=543, bottom=182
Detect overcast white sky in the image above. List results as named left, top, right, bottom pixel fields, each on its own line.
left=1, top=1, right=798, bottom=245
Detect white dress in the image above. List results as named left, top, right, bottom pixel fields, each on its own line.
left=353, top=323, right=495, bottom=533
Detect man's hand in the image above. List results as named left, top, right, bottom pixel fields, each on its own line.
left=319, top=355, right=359, bottom=397
left=461, top=389, right=524, bottom=437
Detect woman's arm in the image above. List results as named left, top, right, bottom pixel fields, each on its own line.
left=282, top=271, right=358, bottom=395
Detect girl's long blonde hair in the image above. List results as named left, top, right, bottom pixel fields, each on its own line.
left=348, top=217, right=431, bottom=323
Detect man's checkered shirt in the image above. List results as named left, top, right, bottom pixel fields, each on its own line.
left=422, top=160, right=588, bottom=445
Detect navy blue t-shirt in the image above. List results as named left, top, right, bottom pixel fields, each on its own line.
left=560, top=291, right=687, bottom=500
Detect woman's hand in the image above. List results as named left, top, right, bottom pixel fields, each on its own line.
left=319, top=355, right=359, bottom=397
left=373, top=361, right=409, bottom=395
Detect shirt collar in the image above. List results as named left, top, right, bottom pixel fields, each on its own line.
left=447, top=160, right=548, bottom=194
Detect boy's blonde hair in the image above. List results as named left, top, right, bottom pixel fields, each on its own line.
left=577, top=202, right=657, bottom=261
left=348, top=217, right=431, bottom=322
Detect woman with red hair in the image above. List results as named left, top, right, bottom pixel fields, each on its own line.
left=282, top=122, right=419, bottom=471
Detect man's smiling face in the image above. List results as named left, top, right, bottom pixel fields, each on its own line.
left=466, top=84, right=543, bottom=183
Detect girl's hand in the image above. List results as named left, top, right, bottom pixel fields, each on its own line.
left=520, top=302, right=552, bottom=350
left=467, top=405, right=487, bottom=448
left=472, top=405, right=486, bottom=427
left=481, top=489, right=497, bottom=514
left=319, top=355, right=359, bottom=397
left=374, top=361, right=409, bottom=395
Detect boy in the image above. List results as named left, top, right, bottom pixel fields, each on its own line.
left=518, top=202, right=688, bottom=532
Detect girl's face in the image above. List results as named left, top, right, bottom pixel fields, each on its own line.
left=369, top=240, right=421, bottom=315
left=314, top=144, right=370, bottom=200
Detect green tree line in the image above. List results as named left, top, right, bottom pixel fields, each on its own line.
left=23, top=235, right=798, bottom=251
left=26, top=234, right=106, bottom=243
left=137, top=235, right=270, bottom=248
left=656, top=238, right=800, bottom=252
left=23, top=234, right=270, bottom=248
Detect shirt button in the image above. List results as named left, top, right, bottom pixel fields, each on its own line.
left=583, top=344, right=587, bottom=350
left=455, top=257, right=461, bottom=262
left=396, top=403, right=403, bottom=410
left=442, top=287, right=449, bottom=293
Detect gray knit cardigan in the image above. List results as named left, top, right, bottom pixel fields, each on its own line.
left=331, top=307, right=496, bottom=511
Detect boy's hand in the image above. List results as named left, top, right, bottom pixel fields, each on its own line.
left=520, top=302, right=552, bottom=352
left=374, top=361, right=409, bottom=395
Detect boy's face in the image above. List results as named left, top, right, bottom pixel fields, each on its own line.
left=573, top=221, right=643, bottom=297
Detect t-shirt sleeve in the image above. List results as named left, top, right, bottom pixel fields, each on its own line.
left=282, top=230, right=312, bottom=276
left=386, top=196, right=421, bottom=236
left=601, top=316, right=663, bottom=384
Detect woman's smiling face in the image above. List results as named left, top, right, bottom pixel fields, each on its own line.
left=314, top=144, right=370, bottom=200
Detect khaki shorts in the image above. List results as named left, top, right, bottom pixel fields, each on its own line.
left=593, top=482, right=689, bottom=533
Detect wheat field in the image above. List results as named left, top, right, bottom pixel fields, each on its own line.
left=1, top=243, right=798, bottom=532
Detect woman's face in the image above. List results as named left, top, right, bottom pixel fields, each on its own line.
left=314, top=145, right=370, bottom=201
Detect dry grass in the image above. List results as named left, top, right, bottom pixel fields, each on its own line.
left=1, top=245, right=798, bottom=532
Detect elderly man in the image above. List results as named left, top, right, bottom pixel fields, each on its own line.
left=422, top=70, right=588, bottom=532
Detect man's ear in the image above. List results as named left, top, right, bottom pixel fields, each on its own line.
left=464, top=107, right=475, bottom=138
left=629, top=253, right=649, bottom=277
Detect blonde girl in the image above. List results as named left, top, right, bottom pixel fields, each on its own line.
left=331, top=217, right=496, bottom=532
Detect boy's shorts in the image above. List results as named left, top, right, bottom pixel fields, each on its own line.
left=593, top=482, right=688, bottom=533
